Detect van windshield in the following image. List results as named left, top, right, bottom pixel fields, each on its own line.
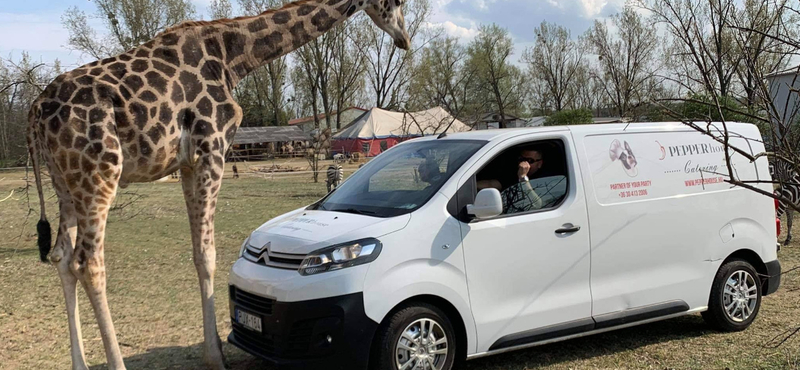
left=313, top=140, right=485, bottom=218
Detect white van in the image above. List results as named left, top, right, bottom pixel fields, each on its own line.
left=227, top=122, right=781, bottom=370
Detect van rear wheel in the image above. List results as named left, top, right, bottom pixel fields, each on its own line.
left=371, top=303, right=456, bottom=370
left=702, top=259, right=762, bottom=332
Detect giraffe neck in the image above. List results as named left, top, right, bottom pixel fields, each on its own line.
left=212, top=0, right=363, bottom=86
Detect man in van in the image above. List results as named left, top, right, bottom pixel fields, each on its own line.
left=503, top=147, right=545, bottom=213
left=477, top=147, right=545, bottom=214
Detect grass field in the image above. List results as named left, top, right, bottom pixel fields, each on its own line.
left=1, top=162, right=800, bottom=370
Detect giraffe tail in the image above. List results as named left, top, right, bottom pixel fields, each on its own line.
left=27, top=106, right=51, bottom=263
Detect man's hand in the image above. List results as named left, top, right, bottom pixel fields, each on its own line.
left=518, top=161, right=530, bottom=180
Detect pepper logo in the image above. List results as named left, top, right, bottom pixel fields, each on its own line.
left=656, top=140, right=666, bottom=160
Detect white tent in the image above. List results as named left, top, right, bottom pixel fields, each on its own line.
left=332, top=107, right=470, bottom=156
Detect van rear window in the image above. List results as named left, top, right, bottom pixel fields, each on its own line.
left=583, top=131, right=757, bottom=205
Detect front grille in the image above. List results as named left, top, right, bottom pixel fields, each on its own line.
left=242, top=243, right=305, bottom=270
left=232, top=323, right=277, bottom=357
left=229, top=286, right=341, bottom=360
left=230, top=286, right=274, bottom=316
left=285, top=319, right=316, bottom=357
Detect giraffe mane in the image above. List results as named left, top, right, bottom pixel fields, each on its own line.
left=160, top=0, right=318, bottom=34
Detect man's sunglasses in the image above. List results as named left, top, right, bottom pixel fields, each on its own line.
left=518, top=157, right=543, bottom=164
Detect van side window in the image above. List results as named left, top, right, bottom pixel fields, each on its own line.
left=475, top=140, right=569, bottom=215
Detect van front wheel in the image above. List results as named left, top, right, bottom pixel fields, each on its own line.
left=702, top=259, right=762, bottom=332
left=372, top=303, right=456, bottom=370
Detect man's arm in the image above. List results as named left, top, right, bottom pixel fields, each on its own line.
left=516, top=161, right=543, bottom=210
left=518, top=180, right=543, bottom=210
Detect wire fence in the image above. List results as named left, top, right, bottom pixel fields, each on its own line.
left=238, top=167, right=360, bottom=180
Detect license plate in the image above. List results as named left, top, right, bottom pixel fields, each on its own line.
left=235, top=308, right=262, bottom=333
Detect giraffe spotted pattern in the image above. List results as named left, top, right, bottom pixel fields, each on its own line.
left=26, top=0, right=410, bottom=369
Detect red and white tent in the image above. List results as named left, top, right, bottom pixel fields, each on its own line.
left=331, top=107, right=470, bottom=157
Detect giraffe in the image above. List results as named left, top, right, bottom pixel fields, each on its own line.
left=26, top=1, right=409, bottom=369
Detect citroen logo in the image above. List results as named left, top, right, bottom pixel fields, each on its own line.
left=255, top=242, right=271, bottom=264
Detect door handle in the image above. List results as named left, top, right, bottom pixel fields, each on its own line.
left=555, top=224, right=581, bottom=235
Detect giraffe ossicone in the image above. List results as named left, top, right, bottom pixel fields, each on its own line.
left=26, top=0, right=409, bottom=369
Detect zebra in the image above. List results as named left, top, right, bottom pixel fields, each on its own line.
left=772, top=160, right=799, bottom=245
left=326, top=164, right=344, bottom=193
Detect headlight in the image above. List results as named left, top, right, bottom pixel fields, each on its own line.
left=239, top=236, right=251, bottom=258
left=299, top=238, right=382, bottom=276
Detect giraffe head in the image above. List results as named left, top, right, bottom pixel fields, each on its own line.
left=365, top=0, right=411, bottom=50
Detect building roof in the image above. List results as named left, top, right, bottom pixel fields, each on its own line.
left=593, top=117, right=625, bottom=124
left=522, top=116, right=547, bottom=127
left=474, top=112, right=522, bottom=123
left=288, top=107, right=369, bottom=126
left=766, top=65, right=800, bottom=79
left=232, top=126, right=310, bottom=145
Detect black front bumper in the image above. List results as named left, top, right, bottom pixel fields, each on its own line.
left=764, top=259, right=781, bottom=296
left=227, top=286, right=379, bottom=370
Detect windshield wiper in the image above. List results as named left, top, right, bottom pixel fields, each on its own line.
left=334, top=208, right=376, bottom=216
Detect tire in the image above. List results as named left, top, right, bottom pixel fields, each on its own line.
left=702, top=259, right=762, bottom=332
left=371, top=303, right=457, bottom=370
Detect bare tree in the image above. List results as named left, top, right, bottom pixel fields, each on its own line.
left=523, top=21, right=584, bottom=113
left=464, top=23, right=526, bottom=128
left=0, top=55, right=59, bottom=167
left=407, top=36, right=474, bottom=116
left=292, top=32, right=333, bottom=133
left=639, top=0, right=753, bottom=101
left=638, top=0, right=800, bottom=213
left=291, top=14, right=370, bottom=131
left=236, top=0, right=292, bottom=127
left=330, top=22, right=369, bottom=130
left=571, top=63, right=608, bottom=116
left=208, top=0, right=233, bottom=20
left=62, top=0, right=196, bottom=58
left=585, top=7, right=659, bottom=120
left=292, top=38, right=332, bottom=182
left=734, top=0, right=796, bottom=114
left=357, top=0, right=434, bottom=110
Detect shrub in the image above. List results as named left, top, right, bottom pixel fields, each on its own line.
left=544, top=108, right=593, bottom=126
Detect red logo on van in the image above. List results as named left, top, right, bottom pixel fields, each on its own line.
left=656, top=141, right=666, bottom=160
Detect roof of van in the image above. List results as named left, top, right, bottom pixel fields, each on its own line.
left=422, top=121, right=757, bottom=143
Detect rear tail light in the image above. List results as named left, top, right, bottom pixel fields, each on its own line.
left=775, top=198, right=780, bottom=210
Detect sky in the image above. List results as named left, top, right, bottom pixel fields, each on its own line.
left=0, top=0, right=626, bottom=70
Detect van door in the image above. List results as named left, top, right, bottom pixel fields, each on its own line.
left=457, top=133, right=592, bottom=353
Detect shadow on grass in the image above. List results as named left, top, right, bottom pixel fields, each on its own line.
left=89, top=315, right=711, bottom=370
left=0, top=247, right=38, bottom=258
left=88, top=342, right=273, bottom=370
left=465, top=314, right=711, bottom=369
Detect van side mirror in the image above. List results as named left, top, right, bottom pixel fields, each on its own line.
left=467, top=188, right=503, bottom=220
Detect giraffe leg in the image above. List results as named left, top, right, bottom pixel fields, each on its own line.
left=65, top=152, right=126, bottom=370
left=48, top=169, right=89, bottom=370
left=181, top=154, right=226, bottom=370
